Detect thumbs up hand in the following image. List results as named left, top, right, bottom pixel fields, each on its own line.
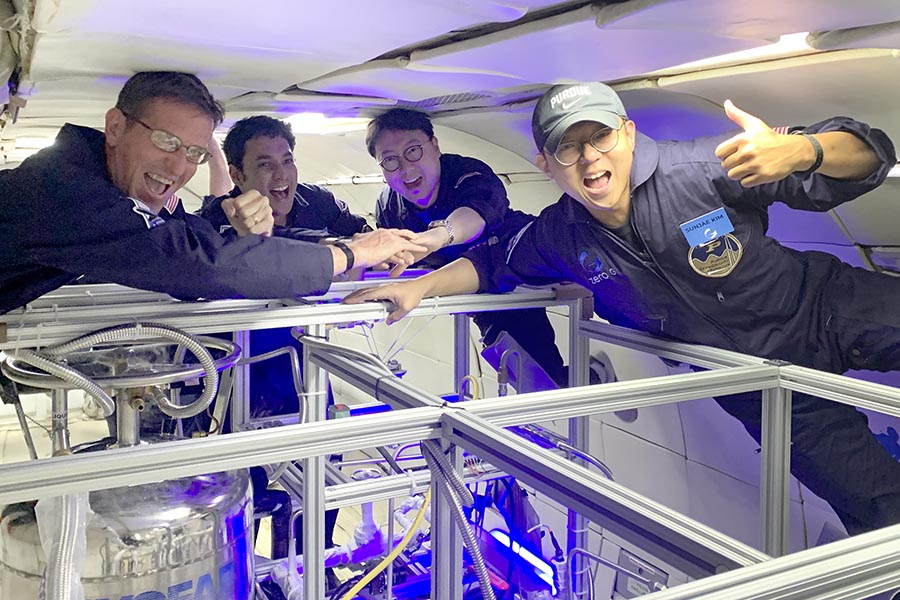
left=715, top=99, right=814, bottom=187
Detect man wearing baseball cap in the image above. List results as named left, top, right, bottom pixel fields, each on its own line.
left=345, top=81, right=900, bottom=536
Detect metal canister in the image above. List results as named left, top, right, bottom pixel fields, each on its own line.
left=0, top=469, right=254, bottom=600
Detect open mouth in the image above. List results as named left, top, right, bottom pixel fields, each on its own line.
left=145, top=172, right=174, bottom=198
left=584, top=171, right=611, bottom=194
left=269, top=184, right=291, bottom=202
left=403, top=175, right=423, bottom=192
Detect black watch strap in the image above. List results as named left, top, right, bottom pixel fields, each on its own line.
left=332, top=240, right=355, bottom=271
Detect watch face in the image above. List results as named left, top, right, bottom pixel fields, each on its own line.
left=428, top=220, right=453, bottom=246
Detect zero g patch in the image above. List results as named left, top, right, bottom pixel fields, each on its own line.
left=679, top=207, right=734, bottom=247
left=688, top=233, right=743, bottom=278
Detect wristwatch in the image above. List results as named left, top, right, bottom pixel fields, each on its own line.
left=427, top=219, right=455, bottom=247
left=331, top=239, right=355, bottom=271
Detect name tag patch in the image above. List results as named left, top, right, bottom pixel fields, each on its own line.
left=679, top=208, right=734, bottom=247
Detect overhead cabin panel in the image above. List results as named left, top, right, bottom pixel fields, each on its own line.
left=435, top=87, right=736, bottom=166
left=832, top=180, right=900, bottom=247
left=659, top=53, right=900, bottom=135
left=595, top=0, right=900, bottom=39
left=24, top=0, right=539, bottom=98
left=298, top=58, right=530, bottom=103
left=809, top=21, right=900, bottom=51
left=409, top=4, right=766, bottom=86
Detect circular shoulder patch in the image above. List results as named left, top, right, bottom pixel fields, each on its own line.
left=688, top=233, right=743, bottom=278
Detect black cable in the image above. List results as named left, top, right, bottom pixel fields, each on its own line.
left=328, top=574, right=363, bottom=600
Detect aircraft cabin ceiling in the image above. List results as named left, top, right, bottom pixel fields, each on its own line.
left=0, top=0, right=897, bottom=257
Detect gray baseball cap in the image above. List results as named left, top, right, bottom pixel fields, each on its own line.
left=532, top=82, right=627, bottom=154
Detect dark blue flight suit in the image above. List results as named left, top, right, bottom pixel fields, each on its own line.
left=469, top=118, right=900, bottom=535
left=376, top=153, right=567, bottom=387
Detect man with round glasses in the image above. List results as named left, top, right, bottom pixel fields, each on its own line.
left=0, top=71, right=424, bottom=313
left=347, top=82, right=900, bottom=536
left=365, top=107, right=568, bottom=388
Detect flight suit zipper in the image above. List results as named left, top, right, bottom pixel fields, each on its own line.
left=594, top=201, right=749, bottom=354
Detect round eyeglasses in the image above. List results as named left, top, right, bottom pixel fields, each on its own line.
left=122, top=110, right=212, bottom=165
left=553, top=125, right=622, bottom=166
left=378, top=143, right=424, bottom=172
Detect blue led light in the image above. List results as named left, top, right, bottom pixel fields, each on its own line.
left=489, top=529, right=557, bottom=595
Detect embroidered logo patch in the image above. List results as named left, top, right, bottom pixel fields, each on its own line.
left=578, top=250, right=603, bottom=274
left=688, top=233, right=743, bottom=278
left=577, top=248, right=619, bottom=284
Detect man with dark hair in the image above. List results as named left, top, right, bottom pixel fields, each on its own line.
left=196, top=116, right=373, bottom=558
left=347, top=82, right=900, bottom=536
left=199, top=115, right=370, bottom=239
left=0, top=71, right=422, bottom=314
left=365, top=107, right=568, bottom=388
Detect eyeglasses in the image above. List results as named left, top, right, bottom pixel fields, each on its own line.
left=378, top=143, right=424, bottom=172
left=121, top=110, right=212, bottom=165
left=553, top=124, right=622, bottom=166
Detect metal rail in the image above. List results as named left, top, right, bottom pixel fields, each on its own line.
left=5, top=288, right=900, bottom=598
left=0, top=285, right=562, bottom=349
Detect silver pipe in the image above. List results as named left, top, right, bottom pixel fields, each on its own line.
left=334, top=455, right=425, bottom=468
left=45, top=323, right=222, bottom=419
left=115, top=391, right=142, bottom=448
left=567, top=547, right=659, bottom=594
left=393, top=442, right=423, bottom=461
left=50, top=389, right=69, bottom=455
left=294, top=331, right=393, bottom=376
left=498, top=348, right=521, bottom=397
left=9, top=350, right=115, bottom=417
left=423, top=447, right=495, bottom=600
left=13, top=396, right=39, bottom=460
left=42, top=493, right=89, bottom=600
left=557, top=442, right=614, bottom=481
left=422, top=440, right=474, bottom=506
left=235, top=346, right=306, bottom=424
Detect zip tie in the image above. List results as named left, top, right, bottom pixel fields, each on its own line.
left=374, top=373, right=395, bottom=403
left=405, top=468, right=419, bottom=497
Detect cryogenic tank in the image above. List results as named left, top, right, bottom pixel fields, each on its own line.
left=0, top=325, right=253, bottom=599
left=0, top=468, right=254, bottom=600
